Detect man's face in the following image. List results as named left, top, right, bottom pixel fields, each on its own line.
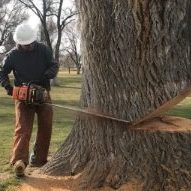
left=20, top=42, right=35, bottom=51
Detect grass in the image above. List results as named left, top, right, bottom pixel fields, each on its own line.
left=167, top=97, right=191, bottom=119
left=1, top=70, right=191, bottom=190
left=0, top=178, right=20, bottom=191
left=0, top=70, right=82, bottom=190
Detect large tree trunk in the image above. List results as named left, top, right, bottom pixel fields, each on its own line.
left=42, top=0, right=191, bottom=190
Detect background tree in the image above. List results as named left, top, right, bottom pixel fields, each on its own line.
left=60, top=52, right=79, bottom=74
left=63, top=23, right=81, bottom=74
left=0, top=0, right=10, bottom=7
left=0, top=0, right=27, bottom=51
left=43, top=0, right=191, bottom=190
left=39, top=18, right=57, bottom=45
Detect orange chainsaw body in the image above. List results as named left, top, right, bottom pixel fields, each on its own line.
left=13, top=86, right=29, bottom=101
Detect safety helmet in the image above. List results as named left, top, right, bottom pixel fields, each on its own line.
left=13, top=23, right=37, bottom=45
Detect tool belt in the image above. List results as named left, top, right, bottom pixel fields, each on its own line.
left=13, top=82, right=49, bottom=105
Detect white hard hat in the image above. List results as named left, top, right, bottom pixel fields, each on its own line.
left=13, top=23, right=37, bottom=45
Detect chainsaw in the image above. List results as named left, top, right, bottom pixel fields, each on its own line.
left=12, top=82, right=131, bottom=124
left=47, top=103, right=132, bottom=124
left=12, top=82, right=48, bottom=105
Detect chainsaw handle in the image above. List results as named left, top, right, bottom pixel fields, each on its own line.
left=25, top=81, right=40, bottom=101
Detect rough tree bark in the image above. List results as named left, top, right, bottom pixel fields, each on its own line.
left=42, top=0, right=191, bottom=190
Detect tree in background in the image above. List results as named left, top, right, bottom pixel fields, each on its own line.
left=62, top=23, right=81, bottom=74
left=0, top=0, right=27, bottom=53
left=39, top=17, right=57, bottom=45
left=60, top=52, right=80, bottom=74
left=0, top=0, right=10, bottom=7
left=42, top=0, right=191, bottom=190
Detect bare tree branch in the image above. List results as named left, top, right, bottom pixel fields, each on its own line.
left=17, top=0, right=43, bottom=21
left=0, top=0, right=27, bottom=47
left=61, top=13, right=77, bottom=30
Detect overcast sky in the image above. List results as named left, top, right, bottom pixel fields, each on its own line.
left=28, top=0, right=73, bottom=27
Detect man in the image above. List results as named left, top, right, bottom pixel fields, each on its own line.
left=0, top=23, right=58, bottom=177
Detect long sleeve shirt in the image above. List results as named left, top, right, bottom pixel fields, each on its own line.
left=0, top=41, right=58, bottom=90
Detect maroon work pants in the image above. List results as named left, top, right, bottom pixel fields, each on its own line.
left=10, top=100, right=53, bottom=165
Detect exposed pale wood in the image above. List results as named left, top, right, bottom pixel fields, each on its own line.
left=133, top=86, right=191, bottom=126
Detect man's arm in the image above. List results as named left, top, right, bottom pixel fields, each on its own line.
left=0, top=54, right=13, bottom=95
left=44, top=63, right=59, bottom=79
left=43, top=47, right=59, bottom=79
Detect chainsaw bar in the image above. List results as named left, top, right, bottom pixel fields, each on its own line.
left=47, top=103, right=131, bottom=124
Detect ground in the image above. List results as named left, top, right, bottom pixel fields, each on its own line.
left=12, top=167, right=142, bottom=191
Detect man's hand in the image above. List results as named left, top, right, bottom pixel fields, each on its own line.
left=5, top=84, right=13, bottom=96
